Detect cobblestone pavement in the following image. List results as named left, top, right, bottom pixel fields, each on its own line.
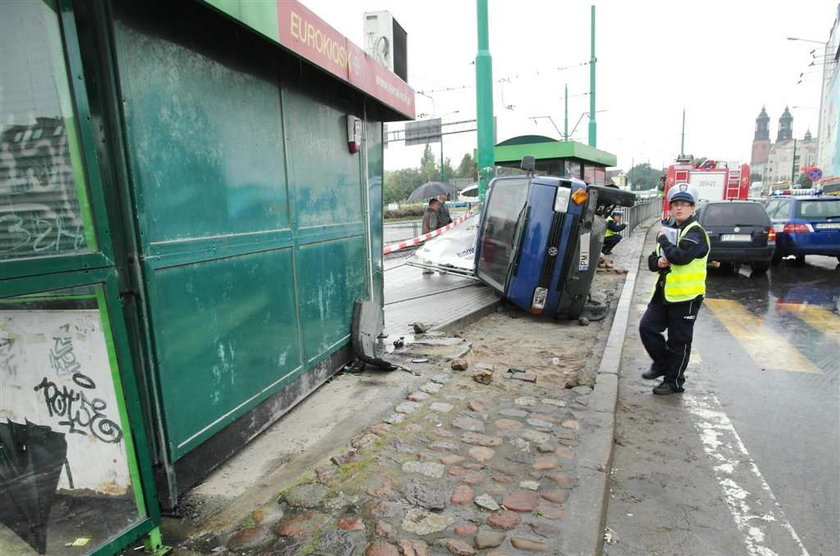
left=171, top=225, right=650, bottom=556
left=210, top=367, right=594, bottom=556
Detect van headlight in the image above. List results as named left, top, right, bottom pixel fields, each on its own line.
left=554, top=189, right=570, bottom=213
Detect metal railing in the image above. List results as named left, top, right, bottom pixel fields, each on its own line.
left=619, top=198, right=661, bottom=237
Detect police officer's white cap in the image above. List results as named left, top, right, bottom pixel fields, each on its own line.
left=668, top=183, right=696, bottom=204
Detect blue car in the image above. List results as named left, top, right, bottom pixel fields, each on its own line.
left=764, top=195, right=840, bottom=264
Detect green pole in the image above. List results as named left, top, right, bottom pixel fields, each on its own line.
left=476, top=0, right=495, bottom=203
left=440, top=137, right=444, bottom=183
left=588, top=5, right=597, bottom=147
left=680, top=108, right=685, bottom=156
left=564, top=83, right=569, bottom=141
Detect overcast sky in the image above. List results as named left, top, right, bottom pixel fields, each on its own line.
left=302, top=0, right=837, bottom=173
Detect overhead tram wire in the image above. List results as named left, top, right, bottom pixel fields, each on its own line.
left=416, top=60, right=592, bottom=96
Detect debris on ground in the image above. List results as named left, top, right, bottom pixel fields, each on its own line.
left=472, top=369, right=493, bottom=384
left=604, top=526, right=619, bottom=545
left=451, top=359, right=469, bottom=371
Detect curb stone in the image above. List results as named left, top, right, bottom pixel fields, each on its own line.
left=558, top=218, right=655, bottom=555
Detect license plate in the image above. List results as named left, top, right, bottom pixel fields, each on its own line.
left=721, top=234, right=751, bottom=241
left=579, top=232, right=591, bottom=271
left=816, top=222, right=840, bottom=230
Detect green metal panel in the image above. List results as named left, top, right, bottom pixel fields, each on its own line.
left=113, top=16, right=288, bottom=243
left=297, top=236, right=368, bottom=364
left=284, top=85, right=363, bottom=229
left=150, top=247, right=301, bottom=457
left=109, top=1, right=381, bottom=473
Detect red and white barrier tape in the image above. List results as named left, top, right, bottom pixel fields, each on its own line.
left=383, top=209, right=476, bottom=255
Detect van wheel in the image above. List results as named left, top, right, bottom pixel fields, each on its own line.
left=794, top=254, right=806, bottom=266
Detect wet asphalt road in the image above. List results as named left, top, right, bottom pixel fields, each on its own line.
left=606, top=248, right=839, bottom=555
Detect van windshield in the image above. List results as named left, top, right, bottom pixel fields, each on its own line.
left=477, top=178, right=529, bottom=291
left=701, top=203, right=769, bottom=226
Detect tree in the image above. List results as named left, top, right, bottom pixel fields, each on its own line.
left=796, top=173, right=813, bottom=188
left=627, top=163, right=663, bottom=190
left=456, top=153, right=477, bottom=180
left=384, top=168, right=424, bottom=204
left=420, top=144, right=438, bottom=183
left=441, top=157, right=456, bottom=183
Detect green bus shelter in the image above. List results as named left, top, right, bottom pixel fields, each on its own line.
left=494, top=135, right=617, bottom=185
left=0, top=1, right=413, bottom=553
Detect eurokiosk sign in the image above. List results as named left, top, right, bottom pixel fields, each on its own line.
left=203, top=0, right=415, bottom=119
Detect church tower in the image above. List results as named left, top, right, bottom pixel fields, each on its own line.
left=751, top=107, right=771, bottom=169
left=777, top=106, right=793, bottom=142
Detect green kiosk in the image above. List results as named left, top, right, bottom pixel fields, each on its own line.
left=0, top=1, right=413, bottom=553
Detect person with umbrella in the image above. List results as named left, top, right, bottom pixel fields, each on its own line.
left=436, top=193, right=452, bottom=227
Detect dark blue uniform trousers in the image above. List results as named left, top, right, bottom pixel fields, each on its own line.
left=639, top=288, right=703, bottom=387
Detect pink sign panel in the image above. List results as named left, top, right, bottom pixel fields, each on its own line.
left=277, top=0, right=414, bottom=118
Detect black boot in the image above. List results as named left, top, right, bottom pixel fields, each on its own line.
left=652, top=381, right=685, bottom=395
left=641, top=365, right=666, bottom=380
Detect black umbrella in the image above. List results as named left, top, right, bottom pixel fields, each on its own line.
left=0, top=420, right=68, bottom=554
left=407, top=182, right=460, bottom=203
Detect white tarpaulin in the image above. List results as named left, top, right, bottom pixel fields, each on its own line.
left=410, top=211, right=481, bottom=273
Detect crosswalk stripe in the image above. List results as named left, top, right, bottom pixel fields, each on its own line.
left=705, top=298, right=820, bottom=373
left=776, top=302, right=840, bottom=344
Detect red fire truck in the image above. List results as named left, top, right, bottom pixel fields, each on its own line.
left=663, top=157, right=750, bottom=213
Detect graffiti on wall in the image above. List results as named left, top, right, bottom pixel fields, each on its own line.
left=0, top=117, right=87, bottom=259
left=0, top=310, right=131, bottom=493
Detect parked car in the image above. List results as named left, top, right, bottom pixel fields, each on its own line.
left=764, top=195, right=840, bottom=264
left=694, top=200, right=775, bottom=273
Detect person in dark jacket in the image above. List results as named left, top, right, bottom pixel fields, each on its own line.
left=420, top=198, right=442, bottom=274
left=436, top=193, right=453, bottom=227
left=601, top=210, right=627, bottom=255
left=422, top=198, right=441, bottom=234
left=638, top=184, right=709, bottom=395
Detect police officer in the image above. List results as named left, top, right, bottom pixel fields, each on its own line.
left=602, top=209, right=627, bottom=255
left=639, top=184, right=709, bottom=395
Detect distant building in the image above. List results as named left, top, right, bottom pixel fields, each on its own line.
left=750, top=107, right=771, bottom=180
left=817, top=5, right=839, bottom=193
left=751, top=107, right=818, bottom=190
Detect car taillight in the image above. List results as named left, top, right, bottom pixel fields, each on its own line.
left=783, top=223, right=814, bottom=233
left=767, top=227, right=776, bottom=244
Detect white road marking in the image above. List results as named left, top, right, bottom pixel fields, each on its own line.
left=684, top=393, right=810, bottom=556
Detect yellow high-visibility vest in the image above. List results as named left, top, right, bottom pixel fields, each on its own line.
left=654, top=221, right=709, bottom=302
left=605, top=216, right=616, bottom=237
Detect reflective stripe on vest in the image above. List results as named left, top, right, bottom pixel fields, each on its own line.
left=654, top=221, right=709, bottom=303
left=605, top=216, right=616, bottom=237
